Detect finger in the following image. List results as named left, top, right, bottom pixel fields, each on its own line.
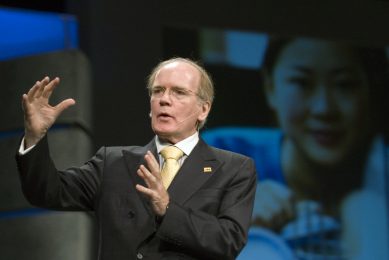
left=35, top=76, right=50, bottom=98
left=22, top=94, right=29, bottom=112
left=137, top=168, right=152, bottom=188
left=139, top=165, right=157, bottom=185
left=53, top=98, right=76, bottom=117
left=27, top=81, right=41, bottom=102
left=140, top=162, right=164, bottom=190
left=135, top=184, right=155, bottom=198
left=42, top=77, right=60, bottom=99
left=22, top=93, right=36, bottom=115
left=144, top=151, right=160, bottom=176
left=146, top=151, right=160, bottom=167
left=138, top=165, right=158, bottom=188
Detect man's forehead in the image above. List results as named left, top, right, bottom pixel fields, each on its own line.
left=154, top=61, right=200, bottom=86
left=158, top=61, right=199, bottom=75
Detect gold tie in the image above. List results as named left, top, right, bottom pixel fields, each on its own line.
left=160, top=146, right=184, bottom=189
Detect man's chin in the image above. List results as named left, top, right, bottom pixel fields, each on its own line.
left=153, top=128, right=175, bottom=138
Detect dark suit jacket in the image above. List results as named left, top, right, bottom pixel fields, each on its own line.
left=16, top=135, right=257, bottom=260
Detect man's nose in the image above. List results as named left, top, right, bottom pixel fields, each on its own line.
left=159, top=89, right=172, bottom=104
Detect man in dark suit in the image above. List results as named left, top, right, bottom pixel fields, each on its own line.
left=16, top=57, right=257, bottom=259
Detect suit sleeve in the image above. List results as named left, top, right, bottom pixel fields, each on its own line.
left=15, top=135, right=104, bottom=211
left=156, top=155, right=257, bottom=259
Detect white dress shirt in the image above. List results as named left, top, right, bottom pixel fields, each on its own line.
left=155, top=132, right=199, bottom=168
left=19, top=132, right=200, bottom=164
left=18, top=138, right=35, bottom=155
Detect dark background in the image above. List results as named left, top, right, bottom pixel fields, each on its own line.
left=1, top=0, right=389, bottom=149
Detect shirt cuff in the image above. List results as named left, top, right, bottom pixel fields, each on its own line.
left=18, top=137, right=36, bottom=155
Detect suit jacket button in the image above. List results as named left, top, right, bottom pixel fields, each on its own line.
left=127, top=210, right=135, bottom=218
left=136, top=252, right=143, bottom=259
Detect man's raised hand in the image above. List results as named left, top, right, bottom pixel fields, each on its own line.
left=136, top=151, right=170, bottom=216
left=22, top=76, right=75, bottom=148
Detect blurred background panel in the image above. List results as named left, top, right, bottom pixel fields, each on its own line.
left=0, top=6, right=94, bottom=259
left=0, top=50, right=91, bottom=132
left=0, top=7, right=77, bottom=61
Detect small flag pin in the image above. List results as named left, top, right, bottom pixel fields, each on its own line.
left=203, top=167, right=212, bottom=173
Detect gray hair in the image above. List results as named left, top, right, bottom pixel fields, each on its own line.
left=147, top=57, right=214, bottom=129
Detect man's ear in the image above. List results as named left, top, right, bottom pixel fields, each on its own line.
left=198, top=101, right=211, bottom=122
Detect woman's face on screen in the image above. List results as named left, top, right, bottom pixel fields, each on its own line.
left=266, top=38, right=373, bottom=166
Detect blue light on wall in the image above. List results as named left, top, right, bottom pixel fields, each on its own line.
left=225, top=31, right=267, bottom=69
left=200, top=29, right=268, bottom=69
left=0, top=7, right=78, bottom=61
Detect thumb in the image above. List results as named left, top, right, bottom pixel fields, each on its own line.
left=54, top=98, right=76, bottom=116
left=21, top=94, right=28, bottom=112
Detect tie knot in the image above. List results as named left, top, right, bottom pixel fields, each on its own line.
left=161, top=146, right=184, bottom=161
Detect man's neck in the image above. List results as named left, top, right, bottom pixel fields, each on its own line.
left=156, top=131, right=199, bottom=156
left=157, top=131, right=197, bottom=145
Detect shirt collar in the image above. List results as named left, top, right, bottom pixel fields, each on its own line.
left=155, top=132, right=199, bottom=156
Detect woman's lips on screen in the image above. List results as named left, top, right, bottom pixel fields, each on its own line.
left=310, top=129, right=343, bottom=146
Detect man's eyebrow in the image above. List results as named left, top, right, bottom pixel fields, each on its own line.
left=152, top=85, right=188, bottom=90
left=171, top=86, right=188, bottom=89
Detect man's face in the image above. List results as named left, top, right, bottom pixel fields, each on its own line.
left=150, top=61, right=210, bottom=144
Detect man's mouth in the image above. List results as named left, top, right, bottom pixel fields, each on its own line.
left=157, top=112, right=173, bottom=120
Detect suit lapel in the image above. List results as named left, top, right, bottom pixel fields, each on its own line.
left=168, top=139, right=223, bottom=205
left=121, top=138, right=223, bottom=213
left=122, top=139, right=157, bottom=218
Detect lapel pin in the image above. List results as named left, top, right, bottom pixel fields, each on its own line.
left=203, top=167, right=212, bottom=173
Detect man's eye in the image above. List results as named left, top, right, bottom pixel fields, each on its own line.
left=152, top=87, right=164, bottom=94
left=171, top=88, right=189, bottom=98
left=174, top=89, right=187, bottom=95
